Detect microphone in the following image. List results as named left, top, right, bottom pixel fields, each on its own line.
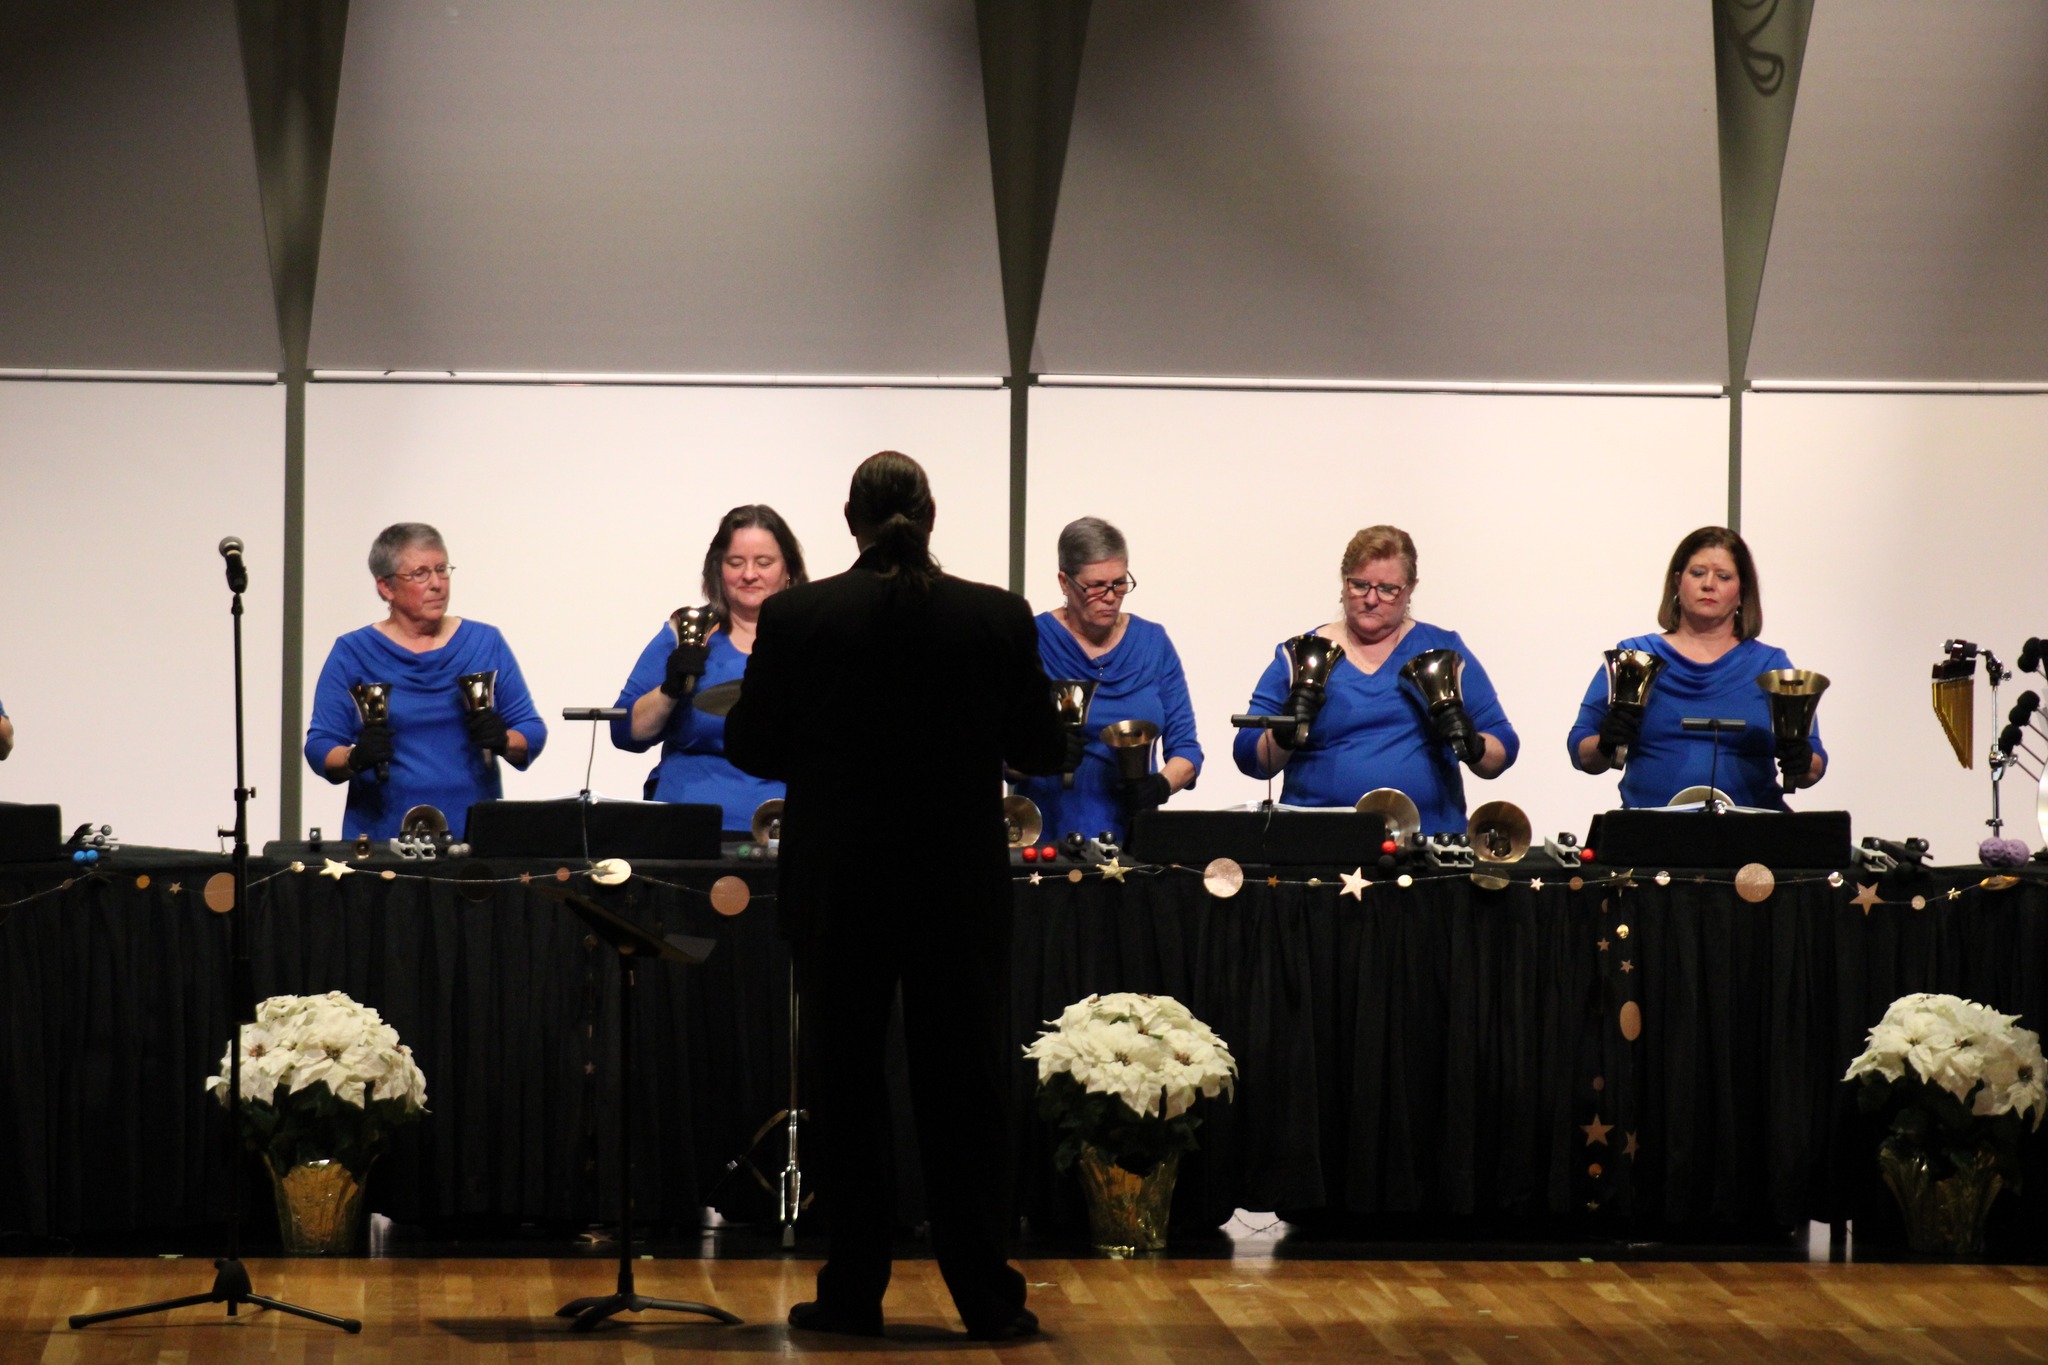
left=218, top=536, right=248, bottom=593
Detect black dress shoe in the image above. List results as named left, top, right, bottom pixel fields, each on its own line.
left=963, top=1308, right=1039, bottom=1341
left=787, top=1300, right=884, bottom=1337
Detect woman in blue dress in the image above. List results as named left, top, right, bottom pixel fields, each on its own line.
left=1232, top=525, right=1518, bottom=834
left=612, top=504, right=806, bottom=833
left=1569, top=525, right=1826, bottom=810
left=305, top=523, right=548, bottom=840
left=1013, top=517, right=1201, bottom=843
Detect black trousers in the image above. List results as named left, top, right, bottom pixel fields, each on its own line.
left=798, top=891, right=1025, bottom=1329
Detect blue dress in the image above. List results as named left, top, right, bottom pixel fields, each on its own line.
left=1231, top=622, right=1519, bottom=834
left=1014, top=612, right=1203, bottom=844
left=304, top=620, right=548, bottom=840
left=1567, top=634, right=1826, bottom=811
left=610, top=625, right=782, bottom=833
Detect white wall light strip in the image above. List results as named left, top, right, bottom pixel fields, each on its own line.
left=311, top=370, right=1005, bottom=389
left=1036, top=373, right=1724, bottom=398
left=0, top=368, right=279, bottom=384
left=1751, top=379, right=2048, bottom=394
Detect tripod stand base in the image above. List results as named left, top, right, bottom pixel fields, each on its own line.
left=555, top=1292, right=741, bottom=1332
left=69, top=1257, right=362, bottom=1333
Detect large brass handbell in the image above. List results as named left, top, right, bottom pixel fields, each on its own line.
left=1050, top=679, right=1098, bottom=789
left=1757, top=669, right=1829, bottom=750
left=457, top=669, right=496, bottom=714
left=1603, top=648, right=1665, bottom=769
left=1400, top=648, right=1465, bottom=715
left=1467, top=800, right=1531, bottom=891
left=348, top=681, right=393, bottom=781
left=1100, top=719, right=1160, bottom=783
left=669, top=604, right=716, bottom=648
left=1281, top=633, right=1340, bottom=748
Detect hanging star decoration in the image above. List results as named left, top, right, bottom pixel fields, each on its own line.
left=320, top=859, right=355, bottom=880
left=1597, top=938, right=1609, bottom=952
left=167, top=882, right=182, bottom=896
left=1947, top=887, right=1961, bottom=901
left=1340, top=868, right=1369, bottom=901
left=1619, top=959, right=1634, bottom=974
left=1099, top=857, right=1128, bottom=883
left=1582, top=1115, right=1613, bottom=1146
left=1528, top=877, right=1544, bottom=892
left=1028, top=872, right=1042, bottom=886
left=1850, top=882, right=1882, bottom=915
left=1624, top=1132, right=1640, bottom=1159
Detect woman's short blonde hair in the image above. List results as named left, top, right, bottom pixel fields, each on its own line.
left=1340, top=525, right=1418, bottom=584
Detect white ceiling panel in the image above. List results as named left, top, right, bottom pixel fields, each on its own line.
left=1750, top=4, right=2048, bottom=382
left=311, top=0, right=1007, bottom=375
left=1035, top=0, right=1727, bottom=383
left=0, top=0, right=276, bottom=371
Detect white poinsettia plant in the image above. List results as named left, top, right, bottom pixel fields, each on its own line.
left=1843, top=992, right=2046, bottom=1185
left=1023, top=992, right=1237, bottom=1176
left=204, top=991, right=428, bottom=1175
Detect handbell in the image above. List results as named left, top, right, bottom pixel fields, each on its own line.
left=1050, top=678, right=1098, bottom=789
left=1001, top=794, right=1043, bottom=848
left=457, top=669, right=497, bottom=714
left=348, top=681, right=393, bottom=782
left=1400, top=648, right=1466, bottom=715
left=1286, top=633, right=1340, bottom=692
left=1757, top=668, right=1829, bottom=747
left=1468, top=800, right=1531, bottom=863
left=1099, top=718, right=1160, bottom=784
left=670, top=604, right=716, bottom=649
left=1603, top=649, right=1665, bottom=768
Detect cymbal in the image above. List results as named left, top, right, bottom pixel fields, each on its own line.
left=693, top=679, right=743, bottom=716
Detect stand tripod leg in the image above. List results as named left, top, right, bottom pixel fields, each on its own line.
left=70, top=1258, right=363, bottom=1333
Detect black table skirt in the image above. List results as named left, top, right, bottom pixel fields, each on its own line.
left=5, top=853, right=2046, bottom=1243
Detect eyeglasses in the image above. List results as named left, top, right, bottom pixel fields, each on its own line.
left=1344, top=578, right=1407, bottom=602
left=386, top=564, right=455, bottom=585
left=1071, top=573, right=1137, bottom=600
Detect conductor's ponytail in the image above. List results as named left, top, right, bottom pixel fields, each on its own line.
left=847, top=450, right=939, bottom=585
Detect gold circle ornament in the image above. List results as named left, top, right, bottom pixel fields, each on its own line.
left=202, top=873, right=236, bottom=914
left=1911, top=894, right=1927, bottom=911
left=1068, top=868, right=1084, bottom=884
left=1827, top=871, right=1844, bottom=888
left=554, top=867, right=573, bottom=883
left=134, top=875, right=150, bottom=891
left=1981, top=875, right=2020, bottom=892
left=381, top=869, right=396, bottom=881
left=1619, top=1000, right=1643, bottom=1041
left=1569, top=876, right=1585, bottom=892
left=1615, top=923, right=1630, bottom=939
left=1397, top=873, right=1413, bottom=889
left=1654, top=871, right=1671, bottom=887
left=590, top=858, right=633, bottom=886
left=1734, top=863, right=1776, bottom=903
left=1203, top=858, right=1245, bottom=899
left=709, top=875, right=751, bottom=916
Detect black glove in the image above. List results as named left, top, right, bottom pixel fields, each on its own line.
left=1596, top=706, right=1642, bottom=761
left=1121, top=771, right=1172, bottom=815
left=660, top=642, right=711, bottom=699
left=348, top=721, right=393, bottom=779
left=1060, top=726, right=1089, bottom=773
left=1777, top=734, right=1814, bottom=789
left=464, top=707, right=509, bottom=755
left=1271, top=684, right=1325, bottom=751
left=1433, top=703, right=1486, bottom=766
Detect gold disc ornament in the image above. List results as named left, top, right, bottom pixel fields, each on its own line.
left=1734, top=863, right=1776, bottom=903
left=202, top=872, right=236, bottom=914
left=1619, top=1000, right=1643, bottom=1042
left=1203, top=858, right=1245, bottom=899
left=709, top=875, right=751, bottom=916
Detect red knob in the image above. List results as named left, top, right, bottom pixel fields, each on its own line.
left=1580, top=847, right=1596, bottom=863
left=1381, top=839, right=1398, bottom=855
left=1021, top=847, right=1039, bottom=862
left=1040, top=845, right=1058, bottom=862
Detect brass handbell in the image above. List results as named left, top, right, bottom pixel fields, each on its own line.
left=1282, top=633, right=1341, bottom=748
left=750, top=798, right=784, bottom=845
left=1603, top=648, right=1665, bottom=768
left=1468, top=799, right=1531, bottom=891
left=1400, top=648, right=1465, bottom=714
left=348, top=681, right=392, bottom=782
left=1757, top=669, right=1829, bottom=749
left=1001, top=794, right=1043, bottom=848
left=1050, top=679, right=1098, bottom=789
left=670, top=604, right=716, bottom=648
left=1099, top=719, right=1160, bottom=783
left=457, top=669, right=496, bottom=714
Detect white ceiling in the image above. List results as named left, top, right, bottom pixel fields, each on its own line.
left=5, top=1, right=2048, bottom=383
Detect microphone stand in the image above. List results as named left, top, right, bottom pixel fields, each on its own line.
left=1680, top=717, right=1746, bottom=814
left=71, top=548, right=359, bottom=1334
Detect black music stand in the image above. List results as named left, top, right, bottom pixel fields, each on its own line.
left=533, top=885, right=740, bottom=1332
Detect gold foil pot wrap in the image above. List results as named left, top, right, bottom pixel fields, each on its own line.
left=1757, top=669, right=1830, bottom=746
left=265, top=1156, right=370, bottom=1256
left=1077, top=1145, right=1180, bottom=1257
left=347, top=681, right=391, bottom=725
left=1100, top=718, right=1160, bottom=783
left=1468, top=801, right=1531, bottom=863
left=456, top=669, right=496, bottom=714
left=1400, top=648, right=1466, bottom=714
left=670, top=604, right=716, bottom=648
left=1001, top=795, right=1042, bottom=848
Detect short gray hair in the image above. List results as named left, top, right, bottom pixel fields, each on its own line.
left=369, top=522, right=446, bottom=579
left=1056, top=516, right=1128, bottom=577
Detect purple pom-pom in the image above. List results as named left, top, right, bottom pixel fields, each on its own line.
left=1980, top=838, right=2030, bottom=867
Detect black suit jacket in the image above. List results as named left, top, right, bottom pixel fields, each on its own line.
left=723, top=549, right=1067, bottom=941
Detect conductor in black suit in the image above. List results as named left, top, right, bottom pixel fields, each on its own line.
left=723, top=450, right=1074, bottom=1341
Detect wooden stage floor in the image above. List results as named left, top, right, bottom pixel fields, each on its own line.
left=10, top=1255, right=2048, bottom=1364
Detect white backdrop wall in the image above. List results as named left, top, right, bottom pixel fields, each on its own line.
left=1024, top=387, right=1731, bottom=843
left=1744, top=393, right=2048, bottom=863
left=299, top=381, right=1009, bottom=835
left=0, top=381, right=284, bottom=848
